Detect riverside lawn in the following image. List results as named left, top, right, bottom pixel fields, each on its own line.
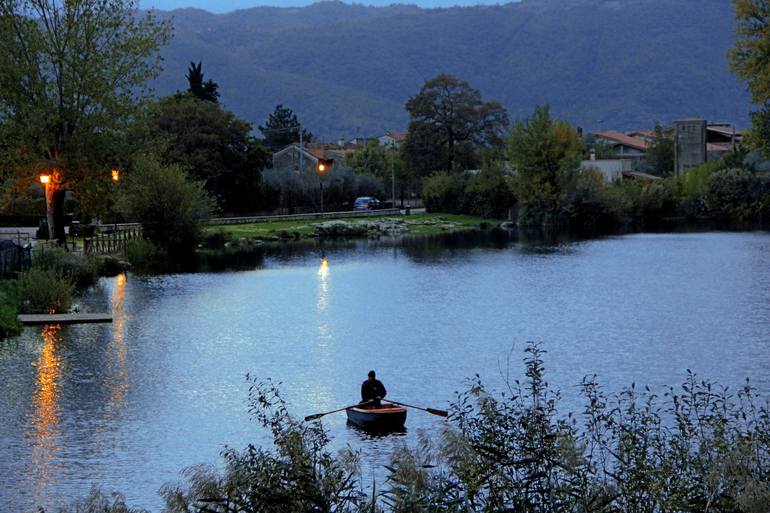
left=205, top=213, right=502, bottom=242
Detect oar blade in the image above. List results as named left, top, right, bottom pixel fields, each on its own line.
left=304, top=413, right=324, bottom=421
left=426, top=407, right=449, bottom=417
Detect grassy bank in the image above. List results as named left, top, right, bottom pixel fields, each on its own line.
left=205, top=212, right=503, bottom=242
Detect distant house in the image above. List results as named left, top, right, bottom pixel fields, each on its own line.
left=592, top=131, right=649, bottom=159
left=378, top=130, right=406, bottom=149
left=706, top=124, right=742, bottom=159
left=580, top=157, right=634, bottom=181
left=271, top=143, right=349, bottom=174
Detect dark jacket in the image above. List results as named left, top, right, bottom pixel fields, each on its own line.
left=361, top=378, right=387, bottom=403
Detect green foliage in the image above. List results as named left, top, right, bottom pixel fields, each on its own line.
left=258, top=104, right=314, bottom=151
left=403, top=74, right=508, bottom=177
left=681, top=158, right=726, bottom=199
left=746, top=104, right=770, bottom=155
left=730, top=0, right=770, bottom=105
left=32, top=248, right=101, bottom=288
left=507, top=105, right=583, bottom=226
left=643, top=123, right=675, bottom=177
left=124, top=239, right=168, bottom=274
left=186, top=61, right=220, bottom=103
left=61, top=343, right=770, bottom=513
left=138, top=94, right=271, bottom=214
left=16, top=268, right=74, bottom=314
left=0, top=0, right=171, bottom=229
left=0, top=285, right=22, bottom=339
left=57, top=487, right=148, bottom=513
left=421, top=171, right=469, bottom=214
left=705, top=168, right=770, bottom=224
left=344, top=141, right=392, bottom=178
left=117, top=157, right=215, bottom=255
left=160, top=378, right=364, bottom=513
left=564, top=168, right=629, bottom=229
left=464, top=168, right=516, bottom=219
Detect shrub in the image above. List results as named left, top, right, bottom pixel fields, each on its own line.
left=117, top=156, right=215, bottom=255
left=17, top=268, right=74, bottom=313
left=32, top=248, right=100, bottom=288
left=124, top=239, right=167, bottom=274
left=705, top=168, right=770, bottom=224
left=422, top=171, right=469, bottom=213
left=0, top=286, right=22, bottom=339
left=160, top=378, right=364, bottom=513
left=464, top=168, right=515, bottom=219
left=681, top=159, right=726, bottom=199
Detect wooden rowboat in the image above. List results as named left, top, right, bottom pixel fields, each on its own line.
left=346, top=404, right=407, bottom=431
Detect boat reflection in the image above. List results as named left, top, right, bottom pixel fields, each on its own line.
left=345, top=420, right=407, bottom=439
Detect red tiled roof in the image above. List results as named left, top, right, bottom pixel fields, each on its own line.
left=386, top=130, right=406, bottom=141
left=627, top=130, right=655, bottom=139
left=593, top=131, right=649, bottom=151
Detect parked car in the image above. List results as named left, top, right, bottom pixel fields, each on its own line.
left=354, top=197, right=381, bottom=210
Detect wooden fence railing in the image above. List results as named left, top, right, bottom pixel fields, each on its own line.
left=84, top=225, right=143, bottom=255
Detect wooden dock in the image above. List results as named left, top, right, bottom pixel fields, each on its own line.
left=18, top=313, right=113, bottom=325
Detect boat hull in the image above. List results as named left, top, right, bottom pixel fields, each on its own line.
left=346, top=405, right=407, bottom=431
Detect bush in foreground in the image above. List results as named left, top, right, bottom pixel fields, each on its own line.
left=58, top=343, right=770, bottom=513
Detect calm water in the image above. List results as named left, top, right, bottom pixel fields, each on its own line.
left=2, top=231, right=769, bottom=512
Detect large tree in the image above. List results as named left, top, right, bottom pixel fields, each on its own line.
left=137, top=94, right=271, bottom=214
left=402, top=74, right=508, bottom=178
left=258, top=104, right=313, bottom=151
left=0, top=0, right=171, bottom=240
left=506, top=105, right=583, bottom=225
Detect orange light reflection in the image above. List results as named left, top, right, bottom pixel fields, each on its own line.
left=29, top=324, right=63, bottom=502
left=108, top=273, right=129, bottom=409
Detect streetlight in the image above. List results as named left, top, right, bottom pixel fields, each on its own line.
left=111, top=169, right=121, bottom=232
left=39, top=174, right=53, bottom=239
left=316, top=159, right=331, bottom=213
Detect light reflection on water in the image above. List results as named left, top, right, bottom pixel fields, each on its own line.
left=1, top=231, right=770, bottom=513
left=28, top=324, right=63, bottom=507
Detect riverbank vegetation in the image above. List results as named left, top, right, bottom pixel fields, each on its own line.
left=205, top=213, right=495, bottom=244
left=0, top=248, right=124, bottom=338
left=56, top=342, right=770, bottom=513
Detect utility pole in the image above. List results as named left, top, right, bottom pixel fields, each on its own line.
left=298, top=125, right=304, bottom=173
left=390, top=141, right=396, bottom=209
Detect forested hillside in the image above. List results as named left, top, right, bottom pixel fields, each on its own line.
left=151, top=0, right=750, bottom=140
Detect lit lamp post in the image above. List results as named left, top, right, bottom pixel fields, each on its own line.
left=316, top=159, right=330, bottom=213
left=39, top=173, right=53, bottom=239
left=111, top=169, right=120, bottom=231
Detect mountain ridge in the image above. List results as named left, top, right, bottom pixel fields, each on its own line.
left=150, top=0, right=752, bottom=140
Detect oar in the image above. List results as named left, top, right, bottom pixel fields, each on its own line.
left=385, top=399, right=448, bottom=417
left=304, top=400, right=373, bottom=422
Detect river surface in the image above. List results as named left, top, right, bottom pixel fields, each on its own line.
left=2, top=231, right=769, bottom=512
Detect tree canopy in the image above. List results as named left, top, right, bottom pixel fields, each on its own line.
left=506, top=105, right=583, bottom=225
left=402, top=74, right=508, bottom=177
left=730, top=0, right=770, bottom=105
left=186, top=61, right=220, bottom=103
left=258, top=104, right=313, bottom=151
left=0, top=0, right=171, bottom=238
left=138, top=94, right=271, bottom=214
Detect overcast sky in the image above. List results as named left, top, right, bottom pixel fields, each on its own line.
left=139, top=0, right=508, bottom=12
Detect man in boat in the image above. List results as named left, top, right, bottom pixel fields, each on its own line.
left=361, top=370, right=387, bottom=407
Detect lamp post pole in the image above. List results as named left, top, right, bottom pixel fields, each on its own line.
left=39, top=174, right=53, bottom=240
left=111, top=169, right=121, bottom=232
